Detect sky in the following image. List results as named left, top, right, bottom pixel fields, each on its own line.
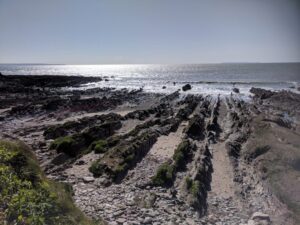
left=0, top=0, right=299, bottom=64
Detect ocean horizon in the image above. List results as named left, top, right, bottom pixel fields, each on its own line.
left=1, top=63, right=299, bottom=96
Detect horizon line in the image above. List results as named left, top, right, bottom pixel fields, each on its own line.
left=1, top=61, right=300, bottom=65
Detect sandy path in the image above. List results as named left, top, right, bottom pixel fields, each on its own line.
left=149, top=122, right=186, bottom=158
left=210, top=141, right=235, bottom=198
left=209, top=100, right=238, bottom=199
left=64, top=152, right=99, bottom=180
left=116, top=119, right=145, bottom=135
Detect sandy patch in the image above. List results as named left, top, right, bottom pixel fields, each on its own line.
left=149, top=122, right=186, bottom=158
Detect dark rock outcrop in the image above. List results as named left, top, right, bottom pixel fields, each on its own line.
left=250, top=87, right=274, bottom=99
left=232, top=87, right=239, bottom=93
left=44, top=113, right=122, bottom=139
left=182, top=145, right=212, bottom=215
left=182, top=84, right=192, bottom=91
left=185, top=115, right=205, bottom=140
left=90, top=130, right=159, bottom=181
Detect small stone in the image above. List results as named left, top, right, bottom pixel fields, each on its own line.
left=110, top=222, right=118, bottom=225
left=251, top=212, right=270, bottom=222
left=113, top=210, right=124, bottom=217
left=116, top=218, right=126, bottom=224
left=76, top=159, right=85, bottom=165
left=144, top=217, right=153, bottom=223
left=247, top=219, right=255, bottom=225
left=83, top=176, right=95, bottom=183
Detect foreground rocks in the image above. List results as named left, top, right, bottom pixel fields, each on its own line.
left=0, top=75, right=299, bottom=225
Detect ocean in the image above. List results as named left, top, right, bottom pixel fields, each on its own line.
left=1, top=63, right=299, bottom=97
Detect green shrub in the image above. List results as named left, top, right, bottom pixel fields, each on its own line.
left=89, top=140, right=107, bottom=154
left=0, top=140, right=99, bottom=225
left=190, top=180, right=201, bottom=198
left=173, top=140, right=191, bottom=169
left=185, top=176, right=201, bottom=198
left=89, top=160, right=104, bottom=177
left=94, top=140, right=107, bottom=153
left=152, top=163, right=175, bottom=186
left=50, top=136, right=75, bottom=151
left=49, top=136, right=84, bottom=157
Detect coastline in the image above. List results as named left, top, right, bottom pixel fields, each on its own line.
left=1, top=63, right=299, bottom=98
left=0, top=74, right=300, bottom=225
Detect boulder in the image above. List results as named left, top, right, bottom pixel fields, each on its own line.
left=232, top=87, right=240, bottom=93
left=182, top=84, right=192, bottom=91
left=185, top=115, right=205, bottom=139
left=250, top=87, right=274, bottom=99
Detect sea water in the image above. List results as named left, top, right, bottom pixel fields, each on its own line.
left=1, top=63, right=299, bottom=97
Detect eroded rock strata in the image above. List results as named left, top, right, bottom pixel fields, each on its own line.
left=1, top=75, right=299, bottom=225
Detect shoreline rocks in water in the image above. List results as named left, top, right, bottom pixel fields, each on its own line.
left=232, top=87, right=239, bottom=93
left=0, top=75, right=299, bottom=225
left=182, top=83, right=192, bottom=91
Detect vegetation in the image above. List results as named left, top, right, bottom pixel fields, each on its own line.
left=152, top=139, right=193, bottom=187
left=89, top=160, right=105, bottom=177
left=185, top=176, right=204, bottom=211
left=173, top=140, right=192, bottom=169
left=89, top=140, right=108, bottom=154
left=89, top=131, right=158, bottom=180
left=50, top=136, right=77, bottom=154
left=44, top=121, right=78, bottom=139
left=151, top=163, right=175, bottom=186
left=191, top=181, right=201, bottom=199
left=0, top=140, right=99, bottom=225
left=49, top=120, right=121, bottom=157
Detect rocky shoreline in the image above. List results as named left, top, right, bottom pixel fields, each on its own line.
left=1, top=75, right=299, bottom=225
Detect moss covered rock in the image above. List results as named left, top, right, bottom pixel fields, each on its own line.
left=89, top=131, right=158, bottom=180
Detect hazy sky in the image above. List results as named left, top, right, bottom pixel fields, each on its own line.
left=0, top=0, right=299, bottom=64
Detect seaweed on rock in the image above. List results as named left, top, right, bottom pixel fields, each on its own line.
left=89, top=131, right=159, bottom=181
left=49, top=120, right=121, bottom=157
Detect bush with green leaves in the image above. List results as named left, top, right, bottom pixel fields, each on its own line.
left=151, top=163, right=175, bottom=186
left=0, top=140, right=99, bottom=225
left=89, top=140, right=108, bottom=154
left=173, top=140, right=191, bottom=169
